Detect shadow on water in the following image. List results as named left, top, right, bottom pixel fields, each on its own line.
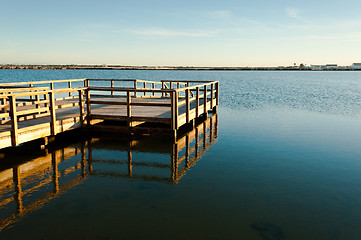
left=0, top=114, right=218, bottom=232
left=251, top=222, right=285, bottom=240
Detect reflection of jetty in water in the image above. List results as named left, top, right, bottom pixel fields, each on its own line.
left=0, top=114, right=217, bottom=232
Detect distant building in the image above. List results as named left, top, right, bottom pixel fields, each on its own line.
left=311, top=65, right=326, bottom=70
left=350, top=63, right=361, bottom=69
left=326, top=64, right=337, bottom=69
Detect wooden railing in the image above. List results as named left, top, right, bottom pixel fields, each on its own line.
left=0, top=88, right=86, bottom=147
left=0, top=78, right=219, bottom=147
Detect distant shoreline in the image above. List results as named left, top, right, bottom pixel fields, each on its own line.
left=1, top=65, right=360, bottom=71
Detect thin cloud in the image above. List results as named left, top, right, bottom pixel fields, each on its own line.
left=130, top=28, right=217, bottom=37
left=286, top=7, right=300, bottom=19
left=285, top=7, right=310, bottom=23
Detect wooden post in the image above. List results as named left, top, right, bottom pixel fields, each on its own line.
left=50, top=82, right=54, bottom=90
left=203, top=85, right=207, bottom=118
left=49, top=91, right=57, bottom=135
left=78, top=89, right=84, bottom=127
left=196, top=87, right=199, bottom=117
left=0, top=93, right=5, bottom=121
left=127, top=91, right=132, bottom=127
left=143, top=82, right=146, bottom=96
left=68, top=81, right=72, bottom=97
left=171, top=91, right=178, bottom=130
left=111, top=80, right=114, bottom=96
left=211, top=83, right=214, bottom=109
left=134, top=80, right=137, bottom=98
left=161, top=82, right=164, bottom=97
left=216, top=82, right=219, bottom=106
left=29, top=84, right=34, bottom=100
left=9, top=96, right=18, bottom=147
left=186, top=89, right=190, bottom=123
left=86, top=89, right=91, bottom=127
left=152, top=83, right=155, bottom=96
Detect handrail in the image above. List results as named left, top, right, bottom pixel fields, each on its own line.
left=0, top=87, right=49, bottom=93
left=0, top=79, right=87, bottom=87
left=88, top=86, right=174, bottom=93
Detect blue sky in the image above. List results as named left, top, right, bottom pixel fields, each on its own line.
left=1, top=0, right=361, bottom=66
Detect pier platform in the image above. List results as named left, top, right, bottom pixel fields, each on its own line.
left=0, top=79, right=219, bottom=149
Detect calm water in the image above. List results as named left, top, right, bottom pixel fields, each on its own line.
left=1, top=70, right=361, bottom=239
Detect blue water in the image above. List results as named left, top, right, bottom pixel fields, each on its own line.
left=1, top=69, right=361, bottom=239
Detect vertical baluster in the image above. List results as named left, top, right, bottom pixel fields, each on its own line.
left=127, top=91, right=132, bottom=127
left=78, top=89, right=84, bottom=127
left=49, top=91, right=57, bottom=135
left=9, top=95, right=18, bottom=146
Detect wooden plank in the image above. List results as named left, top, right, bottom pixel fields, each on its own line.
left=91, top=114, right=171, bottom=123
left=9, top=96, right=18, bottom=146
left=0, top=112, right=9, bottom=119
left=16, top=107, right=49, bottom=117
left=0, top=79, right=87, bottom=87
left=89, top=100, right=171, bottom=107
left=88, top=86, right=173, bottom=93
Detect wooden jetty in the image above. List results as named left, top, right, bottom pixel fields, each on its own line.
left=0, top=114, right=218, bottom=231
left=0, top=78, right=219, bottom=149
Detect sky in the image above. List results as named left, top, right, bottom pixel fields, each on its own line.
left=1, top=0, right=361, bottom=66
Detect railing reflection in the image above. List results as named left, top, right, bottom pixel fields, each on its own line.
left=0, top=113, right=217, bottom=231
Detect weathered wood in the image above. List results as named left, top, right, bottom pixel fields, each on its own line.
left=127, top=91, right=132, bottom=127
left=89, top=100, right=171, bottom=107
left=9, top=96, right=19, bottom=146
left=134, top=80, right=137, bottom=98
left=203, top=85, right=207, bottom=117
left=186, top=89, right=190, bottom=123
left=0, top=78, right=219, bottom=149
left=216, top=82, right=219, bottom=106
left=49, top=92, right=57, bottom=135
left=0, top=79, right=86, bottom=87
left=68, top=82, right=72, bottom=97
left=196, top=87, right=199, bottom=117
left=86, top=89, right=91, bottom=127
left=211, top=83, right=214, bottom=108
left=78, top=90, right=84, bottom=127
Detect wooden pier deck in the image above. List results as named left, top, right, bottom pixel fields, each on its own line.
left=0, top=79, right=219, bottom=149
